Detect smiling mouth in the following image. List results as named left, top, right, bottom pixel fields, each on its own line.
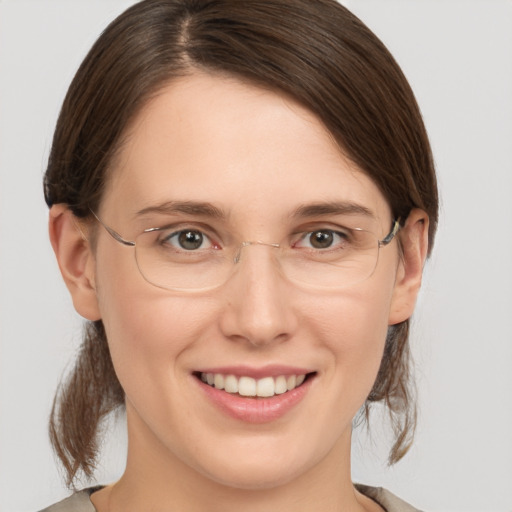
left=195, top=372, right=314, bottom=398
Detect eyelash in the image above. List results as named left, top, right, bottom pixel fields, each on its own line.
left=153, top=225, right=352, bottom=252
left=293, top=229, right=350, bottom=251
left=158, top=228, right=219, bottom=251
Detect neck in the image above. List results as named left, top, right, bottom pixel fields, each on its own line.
left=92, top=406, right=380, bottom=512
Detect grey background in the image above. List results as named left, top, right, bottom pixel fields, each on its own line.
left=1, top=1, right=511, bottom=511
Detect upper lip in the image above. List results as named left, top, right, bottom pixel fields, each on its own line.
left=194, top=365, right=315, bottom=379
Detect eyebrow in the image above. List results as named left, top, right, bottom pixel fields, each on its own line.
left=135, top=201, right=226, bottom=219
left=134, top=199, right=374, bottom=222
left=291, top=201, right=375, bottom=219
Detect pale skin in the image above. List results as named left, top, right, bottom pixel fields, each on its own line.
left=50, top=71, right=429, bottom=512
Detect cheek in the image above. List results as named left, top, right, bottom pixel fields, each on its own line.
left=307, top=281, right=394, bottom=398
left=94, top=238, right=396, bottom=427
left=99, top=289, right=205, bottom=371
left=93, top=245, right=208, bottom=387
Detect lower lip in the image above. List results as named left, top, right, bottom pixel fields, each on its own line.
left=196, top=376, right=314, bottom=423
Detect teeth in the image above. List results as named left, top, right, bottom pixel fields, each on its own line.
left=256, top=377, right=275, bottom=397
left=224, top=374, right=238, bottom=393
left=239, top=376, right=257, bottom=396
left=274, top=375, right=288, bottom=394
left=214, top=374, right=224, bottom=390
left=200, top=372, right=308, bottom=397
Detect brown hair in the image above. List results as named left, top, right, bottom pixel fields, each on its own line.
left=44, top=0, right=438, bottom=486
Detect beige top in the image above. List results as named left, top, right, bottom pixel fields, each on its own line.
left=39, top=484, right=422, bottom=512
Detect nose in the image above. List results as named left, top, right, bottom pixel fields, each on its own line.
left=218, top=243, right=298, bottom=347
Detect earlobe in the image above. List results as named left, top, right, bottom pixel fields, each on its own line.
left=388, top=209, right=429, bottom=325
left=49, top=204, right=101, bottom=321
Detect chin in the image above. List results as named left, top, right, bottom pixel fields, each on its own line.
left=189, top=439, right=327, bottom=492
left=202, top=460, right=308, bottom=491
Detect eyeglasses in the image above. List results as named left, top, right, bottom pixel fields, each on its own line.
left=90, top=210, right=401, bottom=292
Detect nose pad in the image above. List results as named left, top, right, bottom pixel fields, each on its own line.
left=233, top=240, right=281, bottom=264
left=219, top=241, right=297, bottom=347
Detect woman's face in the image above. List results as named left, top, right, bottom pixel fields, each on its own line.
left=86, top=72, right=411, bottom=489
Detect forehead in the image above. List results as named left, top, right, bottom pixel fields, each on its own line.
left=103, top=72, right=391, bottom=226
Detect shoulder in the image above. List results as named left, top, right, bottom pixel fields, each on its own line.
left=356, top=484, right=423, bottom=512
left=38, top=484, right=420, bottom=512
left=38, top=487, right=102, bottom=512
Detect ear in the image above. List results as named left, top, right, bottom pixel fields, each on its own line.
left=49, top=204, right=101, bottom=321
left=388, top=209, right=429, bottom=325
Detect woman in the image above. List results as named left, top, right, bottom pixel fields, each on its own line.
left=41, top=0, right=437, bottom=510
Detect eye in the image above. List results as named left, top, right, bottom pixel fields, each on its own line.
left=161, top=229, right=214, bottom=251
left=296, top=229, right=348, bottom=250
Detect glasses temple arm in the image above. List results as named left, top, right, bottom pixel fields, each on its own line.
left=89, top=209, right=135, bottom=247
left=380, top=218, right=402, bottom=246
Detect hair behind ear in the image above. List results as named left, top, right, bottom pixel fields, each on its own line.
left=364, top=321, right=416, bottom=464
left=49, top=321, right=124, bottom=487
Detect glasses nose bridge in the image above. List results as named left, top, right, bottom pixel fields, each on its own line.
left=233, top=240, right=281, bottom=264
